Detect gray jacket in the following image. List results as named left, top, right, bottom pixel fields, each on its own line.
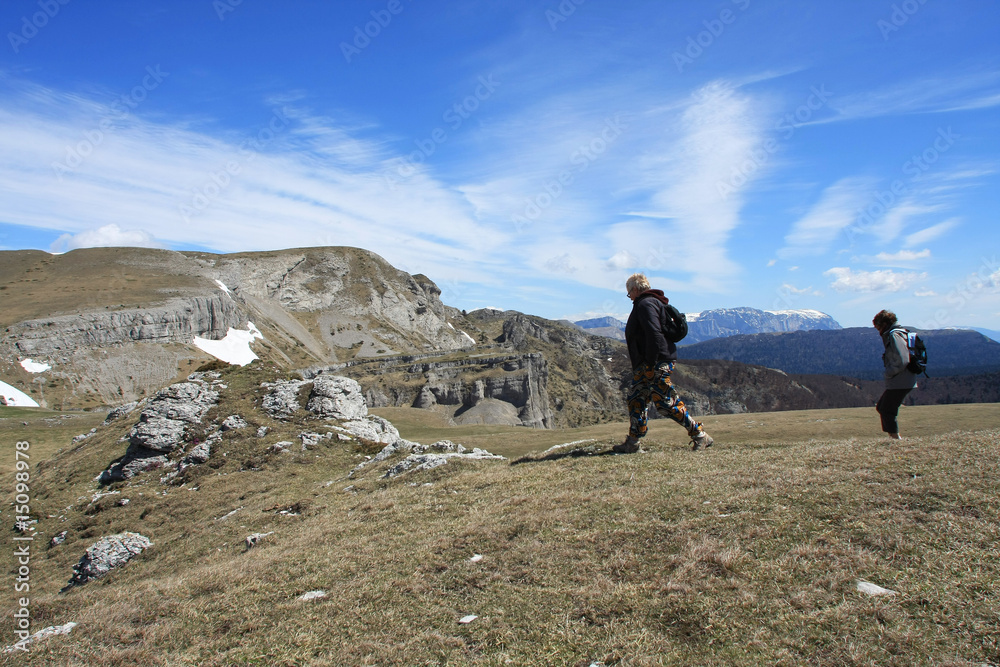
left=882, top=328, right=918, bottom=390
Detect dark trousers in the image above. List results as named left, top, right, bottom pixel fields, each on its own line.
left=876, top=388, right=912, bottom=434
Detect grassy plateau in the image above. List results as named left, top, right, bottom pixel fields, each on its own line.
left=0, top=365, right=998, bottom=666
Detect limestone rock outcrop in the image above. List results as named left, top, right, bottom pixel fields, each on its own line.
left=11, top=295, right=242, bottom=357
left=63, top=532, right=152, bottom=590
left=99, top=374, right=221, bottom=484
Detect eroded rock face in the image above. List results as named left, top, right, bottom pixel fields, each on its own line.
left=12, top=295, right=242, bottom=357
left=63, top=532, right=152, bottom=590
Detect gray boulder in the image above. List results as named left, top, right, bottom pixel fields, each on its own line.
left=341, top=415, right=399, bottom=444
left=63, top=532, right=152, bottom=590
left=261, top=379, right=308, bottom=419
left=104, top=401, right=139, bottom=424
left=306, top=375, right=368, bottom=420
left=100, top=448, right=170, bottom=483
left=128, top=382, right=219, bottom=452
left=221, top=415, right=249, bottom=431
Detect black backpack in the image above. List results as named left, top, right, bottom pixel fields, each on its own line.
left=661, top=302, right=688, bottom=343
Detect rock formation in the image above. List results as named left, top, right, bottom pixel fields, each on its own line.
left=63, top=532, right=153, bottom=590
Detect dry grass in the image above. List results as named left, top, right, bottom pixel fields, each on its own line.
left=1, top=374, right=998, bottom=665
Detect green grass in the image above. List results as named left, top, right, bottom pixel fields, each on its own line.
left=0, top=407, right=105, bottom=478
left=1, top=369, right=998, bottom=665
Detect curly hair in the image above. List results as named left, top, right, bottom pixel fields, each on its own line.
left=872, top=309, right=898, bottom=331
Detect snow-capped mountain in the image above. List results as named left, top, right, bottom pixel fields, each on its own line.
left=576, top=307, right=841, bottom=344
left=685, top=308, right=841, bottom=344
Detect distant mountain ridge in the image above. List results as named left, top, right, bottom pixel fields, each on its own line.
left=573, top=316, right=626, bottom=342
left=680, top=327, right=1000, bottom=379
left=2, top=247, right=998, bottom=423
left=575, top=307, right=841, bottom=344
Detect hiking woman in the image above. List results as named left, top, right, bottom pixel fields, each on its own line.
left=872, top=309, right=918, bottom=440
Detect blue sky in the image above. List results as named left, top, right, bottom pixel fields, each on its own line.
left=1, top=1, right=999, bottom=330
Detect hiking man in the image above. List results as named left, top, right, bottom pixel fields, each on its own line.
left=616, top=273, right=713, bottom=453
left=872, top=309, right=918, bottom=440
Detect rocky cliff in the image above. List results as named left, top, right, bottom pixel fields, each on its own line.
left=0, top=247, right=473, bottom=409
left=309, top=352, right=554, bottom=428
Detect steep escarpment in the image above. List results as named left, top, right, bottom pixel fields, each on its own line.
left=9, top=295, right=242, bottom=356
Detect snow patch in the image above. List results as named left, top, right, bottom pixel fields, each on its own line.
left=214, top=279, right=231, bottom=295
left=0, top=381, right=39, bottom=407
left=20, top=358, right=51, bottom=373
left=193, top=322, right=263, bottom=366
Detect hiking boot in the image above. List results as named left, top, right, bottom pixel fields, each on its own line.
left=613, top=436, right=640, bottom=454
left=691, top=431, right=714, bottom=451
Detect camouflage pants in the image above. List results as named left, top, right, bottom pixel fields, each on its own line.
left=627, top=361, right=701, bottom=439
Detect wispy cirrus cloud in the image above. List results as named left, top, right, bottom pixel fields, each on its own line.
left=824, top=267, right=927, bottom=292
left=904, top=217, right=961, bottom=247
left=825, top=71, right=1000, bottom=121
left=778, top=177, right=875, bottom=258
left=0, top=78, right=507, bottom=284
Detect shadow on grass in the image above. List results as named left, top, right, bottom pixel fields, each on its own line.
left=510, top=439, right=626, bottom=465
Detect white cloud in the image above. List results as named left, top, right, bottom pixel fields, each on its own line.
left=826, top=71, right=1000, bottom=121
left=779, top=177, right=874, bottom=258
left=780, top=282, right=815, bottom=295
left=51, top=224, right=164, bottom=253
left=0, top=80, right=505, bottom=287
left=824, top=267, right=927, bottom=292
left=871, top=202, right=943, bottom=244
left=605, top=250, right=639, bottom=270
left=904, top=217, right=960, bottom=247
left=873, top=249, right=931, bottom=263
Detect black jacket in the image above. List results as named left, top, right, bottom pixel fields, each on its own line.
left=625, top=290, right=677, bottom=368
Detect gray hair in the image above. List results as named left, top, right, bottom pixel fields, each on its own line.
left=626, top=273, right=650, bottom=294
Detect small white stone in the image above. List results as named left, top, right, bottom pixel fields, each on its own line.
left=458, top=615, right=478, bottom=624
left=298, top=590, right=327, bottom=601
left=857, top=580, right=897, bottom=596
